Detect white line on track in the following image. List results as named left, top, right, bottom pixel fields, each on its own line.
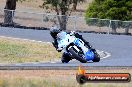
left=0, top=36, right=51, bottom=44
left=101, top=52, right=111, bottom=59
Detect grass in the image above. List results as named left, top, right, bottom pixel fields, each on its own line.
left=0, top=78, right=62, bottom=87
left=0, top=69, right=132, bottom=87
left=0, top=78, right=131, bottom=87
left=0, top=37, right=61, bottom=63
left=0, top=78, right=69, bottom=87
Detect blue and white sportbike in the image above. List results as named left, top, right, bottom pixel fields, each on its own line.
left=56, top=31, right=100, bottom=63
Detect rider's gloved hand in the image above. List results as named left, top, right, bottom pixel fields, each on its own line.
left=57, top=48, right=62, bottom=52
left=52, top=41, right=57, bottom=48
left=52, top=41, right=60, bottom=51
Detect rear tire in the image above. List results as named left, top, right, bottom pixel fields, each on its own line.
left=69, top=47, right=87, bottom=63
left=61, top=53, right=72, bottom=63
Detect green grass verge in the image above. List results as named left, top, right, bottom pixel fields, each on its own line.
left=0, top=37, right=61, bottom=63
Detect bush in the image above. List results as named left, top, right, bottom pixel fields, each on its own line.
left=85, top=0, right=132, bottom=21
left=85, top=0, right=132, bottom=33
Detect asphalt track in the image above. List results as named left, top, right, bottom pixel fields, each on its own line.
left=0, top=27, right=132, bottom=67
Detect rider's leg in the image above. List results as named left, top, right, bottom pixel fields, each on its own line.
left=74, top=33, right=92, bottom=49
left=61, top=52, right=72, bottom=63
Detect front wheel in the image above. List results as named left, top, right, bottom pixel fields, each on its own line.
left=68, top=47, right=87, bottom=63
left=93, top=51, right=100, bottom=62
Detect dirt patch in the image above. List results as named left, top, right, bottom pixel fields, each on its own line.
left=0, top=70, right=76, bottom=78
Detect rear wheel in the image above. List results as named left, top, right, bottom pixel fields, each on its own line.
left=69, top=47, right=87, bottom=63
left=61, top=53, right=72, bottom=63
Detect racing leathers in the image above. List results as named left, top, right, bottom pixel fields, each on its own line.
left=51, top=31, right=92, bottom=63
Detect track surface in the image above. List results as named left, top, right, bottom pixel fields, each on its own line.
left=0, top=27, right=132, bottom=66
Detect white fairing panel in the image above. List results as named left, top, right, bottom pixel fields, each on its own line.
left=57, top=31, right=76, bottom=51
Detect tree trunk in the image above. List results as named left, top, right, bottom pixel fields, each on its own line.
left=4, top=0, right=16, bottom=25
left=4, top=10, right=14, bottom=24
left=59, top=15, right=67, bottom=30
left=72, top=0, right=77, bottom=11
left=58, top=3, right=67, bottom=30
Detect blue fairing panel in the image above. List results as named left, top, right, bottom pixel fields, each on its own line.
left=73, top=38, right=80, bottom=46
left=85, top=50, right=94, bottom=61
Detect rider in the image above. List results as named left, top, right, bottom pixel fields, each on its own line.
left=50, top=26, right=92, bottom=63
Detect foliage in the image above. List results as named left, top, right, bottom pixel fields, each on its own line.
left=41, top=0, right=85, bottom=15
left=40, top=0, right=85, bottom=30
left=85, top=0, right=132, bottom=21
left=85, top=0, right=132, bottom=33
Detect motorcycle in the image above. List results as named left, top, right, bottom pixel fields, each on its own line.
left=56, top=31, right=100, bottom=63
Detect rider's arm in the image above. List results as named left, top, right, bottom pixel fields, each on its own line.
left=52, top=39, right=58, bottom=49
left=52, top=39, right=62, bottom=52
left=74, top=32, right=92, bottom=49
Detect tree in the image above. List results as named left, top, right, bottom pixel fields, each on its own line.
left=41, top=0, right=85, bottom=30
left=4, top=0, right=16, bottom=25
left=72, top=0, right=85, bottom=11
left=85, top=0, right=132, bottom=33
left=4, top=0, right=26, bottom=25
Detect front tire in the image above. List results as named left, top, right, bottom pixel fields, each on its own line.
left=93, top=50, right=100, bottom=62
left=68, top=47, right=87, bottom=63
left=90, top=49, right=100, bottom=62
